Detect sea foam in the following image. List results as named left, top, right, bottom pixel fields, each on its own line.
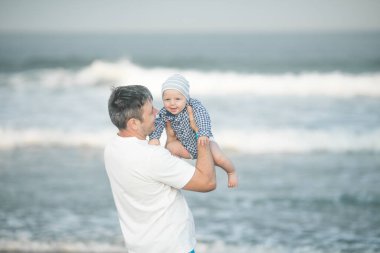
left=0, top=239, right=325, bottom=253
left=1, top=127, right=379, bottom=154
left=2, top=59, right=380, bottom=97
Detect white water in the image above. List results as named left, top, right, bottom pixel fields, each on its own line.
left=2, top=59, right=380, bottom=97
left=1, top=127, right=379, bottom=154
left=0, top=239, right=327, bottom=253
left=1, top=60, right=379, bottom=154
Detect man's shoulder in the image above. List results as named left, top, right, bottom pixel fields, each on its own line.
left=147, top=143, right=173, bottom=159
left=104, top=138, right=170, bottom=164
left=147, top=144, right=191, bottom=168
left=104, top=136, right=149, bottom=154
left=104, top=135, right=119, bottom=151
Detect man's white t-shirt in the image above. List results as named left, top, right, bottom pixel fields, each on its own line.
left=104, top=135, right=196, bottom=253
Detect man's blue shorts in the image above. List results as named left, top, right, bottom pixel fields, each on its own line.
left=189, top=250, right=195, bottom=253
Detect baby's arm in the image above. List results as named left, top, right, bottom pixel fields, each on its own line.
left=187, top=105, right=209, bottom=146
left=187, top=105, right=199, bottom=133
left=148, top=109, right=165, bottom=145
left=190, top=101, right=212, bottom=147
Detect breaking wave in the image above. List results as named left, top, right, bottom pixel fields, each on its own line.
left=1, top=127, right=379, bottom=154
left=0, top=239, right=327, bottom=253
left=1, top=59, right=380, bottom=97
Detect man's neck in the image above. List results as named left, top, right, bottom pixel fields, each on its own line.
left=118, top=129, right=146, bottom=140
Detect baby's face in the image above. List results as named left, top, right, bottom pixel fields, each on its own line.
left=162, top=89, right=187, bottom=115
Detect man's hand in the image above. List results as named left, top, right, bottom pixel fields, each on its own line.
left=183, top=104, right=216, bottom=192
left=198, top=136, right=209, bottom=146
left=148, top=139, right=160, bottom=145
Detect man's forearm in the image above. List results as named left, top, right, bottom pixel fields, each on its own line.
left=182, top=104, right=216, bottom=192
left=196, top=141, right=216, bottom=190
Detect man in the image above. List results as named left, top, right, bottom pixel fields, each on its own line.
left=104, top=85, right=216, bottom=253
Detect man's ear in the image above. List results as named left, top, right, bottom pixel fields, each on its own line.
left=127, top=118, right=140, bottom=131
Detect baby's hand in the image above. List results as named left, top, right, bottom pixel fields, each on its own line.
left=198, top=136, right=209, bottom=146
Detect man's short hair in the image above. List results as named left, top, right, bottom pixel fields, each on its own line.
left=108, top=85, right=153, bottom=129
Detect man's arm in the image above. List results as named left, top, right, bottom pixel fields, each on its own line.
left=182, top=105, right=216, bottom=192
left=182, top=140, right=216, bottom=192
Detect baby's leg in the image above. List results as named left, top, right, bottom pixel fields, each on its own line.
left=210, top=141, right=238, bottom=188
left=166, top=140, right=192, bottom=159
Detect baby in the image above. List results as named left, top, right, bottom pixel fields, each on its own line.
left=149, top=74, right=238, bottom=188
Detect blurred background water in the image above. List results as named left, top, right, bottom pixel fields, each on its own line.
left=0, top=32, right=380, bottom=253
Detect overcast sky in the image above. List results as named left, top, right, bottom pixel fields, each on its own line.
left=1, top=0, right=380, bottom=33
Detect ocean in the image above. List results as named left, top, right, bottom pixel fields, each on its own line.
left=0, top=32, right=380, bottom=253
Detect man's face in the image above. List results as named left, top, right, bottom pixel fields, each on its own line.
left=140, top=100, right=158, bottom=136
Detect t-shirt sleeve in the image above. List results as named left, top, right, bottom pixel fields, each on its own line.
left=149, top=146, right=195, bottom=189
